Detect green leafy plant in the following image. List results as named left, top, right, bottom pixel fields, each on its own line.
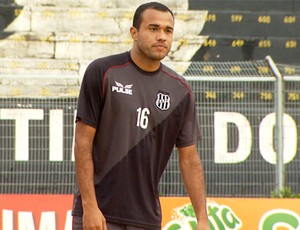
left=271, top=187, right=300, bottom=198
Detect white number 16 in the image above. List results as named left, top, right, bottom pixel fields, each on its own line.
left=136, top=107, right=150, bottom=129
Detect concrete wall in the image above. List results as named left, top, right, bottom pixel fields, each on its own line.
left=0, top=0, right=207, bottom=97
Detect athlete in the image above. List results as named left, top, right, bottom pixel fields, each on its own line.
left=72, top=2, right=209, bottom=230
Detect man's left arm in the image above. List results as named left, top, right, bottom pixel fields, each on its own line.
left=178, top=144, right=210, bottom=230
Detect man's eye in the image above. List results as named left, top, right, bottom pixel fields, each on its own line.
left=149, top=27, right=158, bottom=31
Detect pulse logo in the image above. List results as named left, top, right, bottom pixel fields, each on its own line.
left=112, top=81, right=133, bottom=95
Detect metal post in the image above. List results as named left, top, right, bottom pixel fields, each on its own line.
left=265, top=55, right=284, bottom=194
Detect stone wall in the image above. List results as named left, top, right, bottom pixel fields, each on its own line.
left=0, top=0, right=207, bottom=97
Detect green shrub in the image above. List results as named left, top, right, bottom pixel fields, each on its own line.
left=271, top=187, right=300, bottom=198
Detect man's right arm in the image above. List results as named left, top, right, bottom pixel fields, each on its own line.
left=74, top=120, right=107, bottom=229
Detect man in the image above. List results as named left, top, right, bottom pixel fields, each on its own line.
left=72, top=2, right=210, bottom=230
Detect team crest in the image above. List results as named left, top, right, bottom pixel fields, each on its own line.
left=156, top=93, right=171, bottom=111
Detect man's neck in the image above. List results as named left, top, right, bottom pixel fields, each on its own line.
left=130, top=50, right=161, bottom=72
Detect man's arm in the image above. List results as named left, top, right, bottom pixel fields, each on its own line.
left=74, top=120, right=107, bottom=229
left=178, top=144, right=210, bottom=230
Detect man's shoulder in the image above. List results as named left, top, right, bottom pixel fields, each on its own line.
left=88, top=52, right=130, bottom=71
left=160, top=63, right=187, bottom=82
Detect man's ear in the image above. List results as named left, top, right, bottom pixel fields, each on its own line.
left=130, top=27, right=138, bottom=40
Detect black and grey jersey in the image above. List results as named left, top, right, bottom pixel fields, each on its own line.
left=72, top=51, right=200, bottom=229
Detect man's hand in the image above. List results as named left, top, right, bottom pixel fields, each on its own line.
left=83, top=206, right=107, bottom=230
left=196, top=221, right=211, bottom=230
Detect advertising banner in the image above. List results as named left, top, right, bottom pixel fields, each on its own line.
left=0, top=195, right=73, bottom=230
left=161, top=197, right=300, bottom=230
left=1, top=195, right=300, bottom=230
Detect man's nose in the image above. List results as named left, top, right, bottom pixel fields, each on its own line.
left=157, top=30, right=167, bottom=41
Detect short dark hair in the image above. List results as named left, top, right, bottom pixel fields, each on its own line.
left=132, top=2, right=174, bottom=30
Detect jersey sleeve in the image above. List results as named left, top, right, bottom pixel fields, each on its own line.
left=175, top=90, right=201, bottom=147
left=76, top=61, right=103, bottom=128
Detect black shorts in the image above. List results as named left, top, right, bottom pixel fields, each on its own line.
left=72, top=216, right=148, bottom=230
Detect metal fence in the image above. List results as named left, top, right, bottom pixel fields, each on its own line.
left=161, top=58, right=300, bottom=197
left=0, top=58, right=299, bottom=197
left=0, top=98, right=77, bottom=194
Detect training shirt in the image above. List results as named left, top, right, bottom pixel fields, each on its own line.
left=72, top=51, right=200, bottom=229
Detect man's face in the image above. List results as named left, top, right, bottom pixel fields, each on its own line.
left=132, top=9, right=174, bottom=61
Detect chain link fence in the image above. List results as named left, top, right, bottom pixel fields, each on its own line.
left=0, top=59, right=299, bottom=197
